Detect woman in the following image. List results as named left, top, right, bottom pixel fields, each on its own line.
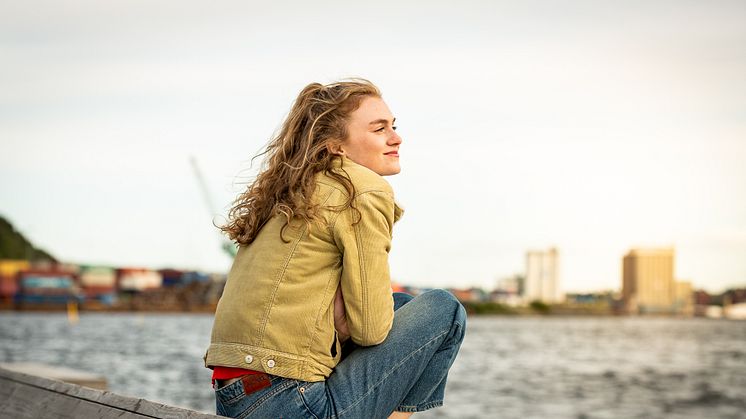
left=205, top=79, right=466, bottom=418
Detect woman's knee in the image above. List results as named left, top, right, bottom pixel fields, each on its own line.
left=420, top=289, right=466, bottom=322
left=418, top=289, right=466, bottom=345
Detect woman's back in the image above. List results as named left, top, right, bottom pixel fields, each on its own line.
left=207, top=156, right=402, bottom=382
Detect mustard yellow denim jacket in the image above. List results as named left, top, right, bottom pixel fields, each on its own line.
left=205, top=156, right=403, bottom=382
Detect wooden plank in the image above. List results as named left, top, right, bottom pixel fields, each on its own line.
left=0, top=362, right=108, bottom=390
left=1, top=381, right=151, bottom=419
left=0, top=366, right=222, bottom=419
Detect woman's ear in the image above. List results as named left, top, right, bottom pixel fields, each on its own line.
left=326, top=142, right=345, bottom=156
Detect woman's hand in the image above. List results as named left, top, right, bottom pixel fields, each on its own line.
left=334, top=286, right=351, bottom=343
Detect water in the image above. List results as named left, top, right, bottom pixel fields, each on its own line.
left=1, top=313, right=744, bottom=418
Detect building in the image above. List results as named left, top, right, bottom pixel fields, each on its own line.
left=491, top=274, right=524, bottom=306
left=496, top=274, right=523, bottom=295
left=622, top=247, right=684, bottom=314
left=674, top=280, right=694, bottom=316
left=524, top=247, right=562, bottom=303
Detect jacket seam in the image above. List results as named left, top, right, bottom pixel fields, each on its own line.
left=316, top=180, right=346, bottom=196
left=305, top=267, right=338, bottom=363
left=304, top=186, right=339, bottom=364
left=257, top=223, right=308, bottom=346
left=207, top=342, right=306, bottom=361
left=317, top=179, right=393, bottom=200
left=353, top=194, right=370, bottom=344
left=353, top=189, right=394, bottom=199
left=318, top=187, right=339, bottom=239
left=327, top=189, right=344, bottom=237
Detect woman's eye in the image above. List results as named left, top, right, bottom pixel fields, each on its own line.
left=375, top=127, right=386, bottom=132
left=392, top=126, right=397, bottom=131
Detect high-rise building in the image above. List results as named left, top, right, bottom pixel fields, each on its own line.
left=622, top=248, right=675, bottom=313
left=524, top=247, right=562, bottom=303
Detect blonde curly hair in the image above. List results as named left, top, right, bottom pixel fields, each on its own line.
left=221, top=79, right=381, bottom=245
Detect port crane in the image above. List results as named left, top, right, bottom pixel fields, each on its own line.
left=189, top=156, right=238, bottom=258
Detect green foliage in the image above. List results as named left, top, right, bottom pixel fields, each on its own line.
left=529, top=300, right=551, bottom=314
left=463, top=301, right=515, bottom=315
left=0, top=215, right=56, bottom=261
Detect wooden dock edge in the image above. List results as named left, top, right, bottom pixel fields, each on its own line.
left=0, top=366, right=223, bottom=419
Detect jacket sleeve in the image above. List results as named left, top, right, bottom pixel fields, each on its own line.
left=333, top=190, right=396, bottom=346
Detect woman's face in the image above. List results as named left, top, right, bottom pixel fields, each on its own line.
left=339, top=96, right=402, bottom=176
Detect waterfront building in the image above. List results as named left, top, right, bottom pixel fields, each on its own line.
left=491, top=274, right=524, bottom=306
left=524, top=247, right=562, bottom=303
left=674, top=280, right=694, bottom=316
left=496, top=274, right=523, bottom=295
left=622, top=247, right=682, bottom=314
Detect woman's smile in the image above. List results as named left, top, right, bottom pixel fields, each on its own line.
left=339, top=96, right=403, bottom=176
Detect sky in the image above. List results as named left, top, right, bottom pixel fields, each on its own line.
left=1, top=0, right=745, bottom=293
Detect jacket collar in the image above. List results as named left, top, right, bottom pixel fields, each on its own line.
left=393, top=202, right=404, bottom=223
left=330, top=156, right=404, bottom=223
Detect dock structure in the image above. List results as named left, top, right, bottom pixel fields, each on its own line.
left=0, top=362, right=108, bottom=390
left=0, top=364, right=221, bottom=419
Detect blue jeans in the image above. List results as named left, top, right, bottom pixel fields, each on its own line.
left=214, top=289, right=467, bottom=418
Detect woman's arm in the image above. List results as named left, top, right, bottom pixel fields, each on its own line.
left=333, top=190, right=396, bottom=346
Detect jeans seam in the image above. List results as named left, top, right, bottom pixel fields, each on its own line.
left=230, top=379, right=296, bottom=419
left=396, top=400, right=444, bottom=412
left=436, top=320, right=464, bottom=353
left=336, top=328, right=450, bottom=417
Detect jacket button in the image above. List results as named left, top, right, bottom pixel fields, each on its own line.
left=267, top=359, right=276, bottom=368
left=244, top=355, right=253, bottom=364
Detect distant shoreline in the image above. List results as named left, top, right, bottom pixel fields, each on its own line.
left=0, top=306, right=664, bottom=317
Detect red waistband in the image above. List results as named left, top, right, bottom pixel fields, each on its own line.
left=212, top=366, right=262, bottom=381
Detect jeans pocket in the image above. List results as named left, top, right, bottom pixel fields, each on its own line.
left=298, top=380, right=327, bottom=418
left=214, top=378, right=247, bottom=406
left=215, top=376, right=299, bottom=418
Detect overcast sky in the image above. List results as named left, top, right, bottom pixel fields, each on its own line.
left=2, top=0, right=745, bottom=293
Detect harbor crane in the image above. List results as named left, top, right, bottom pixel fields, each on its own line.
left=189, top=156, right=238, bottom=258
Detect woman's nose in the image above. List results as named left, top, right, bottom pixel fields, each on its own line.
left=389, top=130, right=402, bottom=145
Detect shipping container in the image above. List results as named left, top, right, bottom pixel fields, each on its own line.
left=182, top=271, right=210, bottom=285
left=0, top=260, right=30, bottom=300
left=79, top=266, right=116, bottom=287
left=158, top=269, right=184, bottom=287
left=117, top=268, right=162, bottom=291
left=14, top=270, right=82, bottom=308
left=82, top=287, right=117, bottom=307
left=21, top=275, right=73, bottom=290
left=0, top=259, right=31, bottom=277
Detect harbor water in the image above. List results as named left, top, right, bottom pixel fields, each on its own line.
left=1, top=313, right=744, bottom=418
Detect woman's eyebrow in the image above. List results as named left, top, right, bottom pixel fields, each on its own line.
left=367, top=117, right=396, bottom=126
